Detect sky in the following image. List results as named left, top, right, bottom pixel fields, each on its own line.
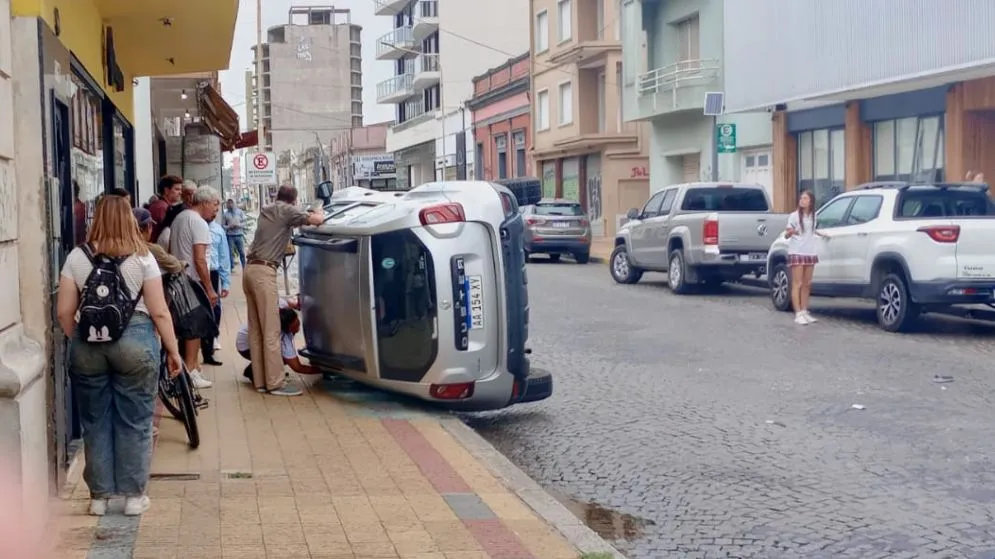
left=219, top=0, right=394, bottom=134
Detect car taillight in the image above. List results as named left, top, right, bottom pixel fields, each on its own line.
left=703, top=218, right=719, bottom=245
left=419, top=202, right=465, bottom=225
left=917, top=225, right=960, bottom=243
left=499, top=193, right=514, bottom=216
left=430, top=382, right=475, bottom=400
left=526, top=217, right=546, bottom=226
left=579, top=217, right=590, bottom=227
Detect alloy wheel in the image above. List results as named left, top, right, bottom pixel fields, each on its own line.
left=879, top=281, right=902, bottom=325
left=772, top=269, right=789, bottom=307
left=613, top=251, right=630, bottom=279
left=669, top=256, right=682, bottom=289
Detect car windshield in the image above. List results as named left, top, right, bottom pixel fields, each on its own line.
left=371, top=230, right=437, bottom=380
left=533, top=203, right=584, bottom=216
left=896, top=189, right=995, bottom=218
left=681, top=188, right=769, bottom=212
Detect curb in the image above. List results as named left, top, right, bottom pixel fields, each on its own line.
left=442, top=418, right=628, bottom=559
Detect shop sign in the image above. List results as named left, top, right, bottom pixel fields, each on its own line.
left=630, top=166, right=648, bottom=178
left=103, top=27, right=125, bottom=92
left=353, top=154, right=396, bottom=180
left=245, top=152, right=277, bottom=186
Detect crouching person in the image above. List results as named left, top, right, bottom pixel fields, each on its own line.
left=236, top=307, right=320, bottom=388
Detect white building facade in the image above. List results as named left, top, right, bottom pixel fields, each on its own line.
left=376, top=0, right=527, bottom=187
left=621, top=0, right=772, bottom=196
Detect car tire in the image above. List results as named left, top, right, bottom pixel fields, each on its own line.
left=609, top=245, right=643, bottom=284
left=574, top=252, right=590, bottom=264
left=668, top=250, right=691, bottom=294
left=549, top=254, right=561, bottom=262
left=877, top=272, right=920, bottom=332
left=769, top=263, right=793, bottom=312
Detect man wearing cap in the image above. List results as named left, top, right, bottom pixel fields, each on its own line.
left=133, top=207, right=183, bottom=275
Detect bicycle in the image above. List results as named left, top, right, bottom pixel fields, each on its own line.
left=157, top=349, right=207, bottom=449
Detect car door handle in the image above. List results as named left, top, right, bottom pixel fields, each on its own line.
left=857, top=232, right=868, bottom=237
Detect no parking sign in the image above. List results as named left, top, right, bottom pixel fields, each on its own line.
left=245, top=152, right=277, bottom=185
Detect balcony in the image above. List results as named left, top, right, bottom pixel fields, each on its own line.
left=376, top=27, right=419, bottom=60
left=377, top=74, right=416, bottom=104
left=633, top=59, right=720, bottom=120
left=413, top=54, right=441, bottom=89
left=374, top=0, right=408, bottom=16
left=412, top=1, right=439, bottom=41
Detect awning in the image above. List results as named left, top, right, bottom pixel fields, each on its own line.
left=232, top=130, right=260, bottom=151
left=197, top=84, right=240, bottom=151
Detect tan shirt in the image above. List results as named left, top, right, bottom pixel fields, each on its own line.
left=148, top=243, right=185, bottom=275
left=247, top=201, right=311, bottom=263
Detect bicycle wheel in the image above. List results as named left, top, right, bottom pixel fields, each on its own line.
left=158, top=360, right=185, bottom=421
left=174, top=371, right=200, bottom=449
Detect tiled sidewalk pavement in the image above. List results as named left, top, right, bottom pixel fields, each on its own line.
left=49, top=274, right=595, bottom=559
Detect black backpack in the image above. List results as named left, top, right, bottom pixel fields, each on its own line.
left=77, top=244, right=142, bottom=343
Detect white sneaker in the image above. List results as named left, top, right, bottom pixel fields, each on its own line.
left=88, top=499, right=107, bottom=516
left=794, top=312, right=809, bottom=325
left=803, top=310, right=818, bottom=323
left=213, top=339, right=222, bottom=351
left=124, top=495, right=150, bottom=516
left=189, top=369, right=213, bottom=389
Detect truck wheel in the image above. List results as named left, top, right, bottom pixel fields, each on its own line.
left=769, top=263, right=793, bottom=312
left=609, top=245, right=643, bottom=284
left=877, top=273, right=920, bottom=332
left=668, top=250, right=691, bottom=294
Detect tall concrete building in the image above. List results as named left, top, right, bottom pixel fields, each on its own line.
left=251, top=6, right=363, bottom=155
left=375, top=0, right=528, bottom=188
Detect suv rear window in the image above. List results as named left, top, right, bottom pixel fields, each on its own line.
left=896, top=189, right=995, bottom=218
left=681, top=188, right=769, bottom=212
left=371, top=230, right=437, bottom=381
left=533, top=203, right=584, bottom=216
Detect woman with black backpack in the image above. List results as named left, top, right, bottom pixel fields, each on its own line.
left=55, top=195, right=183, bottom=517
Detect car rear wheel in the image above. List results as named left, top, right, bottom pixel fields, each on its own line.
left=574, top=252, right=590, bottom=264
left=877, top=273, right=920, bottom=332
left=548, top=254, right=561, bottom=263
left=668, top=250, right=691, bottom=294
left=770, top=263, right=793, bottom=312
left=609, top=245, right=642, bottom=284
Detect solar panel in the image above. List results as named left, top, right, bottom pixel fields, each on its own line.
left=703, top=92, right=724, bottom=116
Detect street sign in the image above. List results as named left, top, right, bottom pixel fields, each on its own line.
left=716, top=124, right=737, bottom=153
left=245, top=152, right=277, bottom=185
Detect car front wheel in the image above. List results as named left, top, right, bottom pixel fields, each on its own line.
left=769, top=263, right=793, bottom=312
left=609, top=245, right=643, bottom=284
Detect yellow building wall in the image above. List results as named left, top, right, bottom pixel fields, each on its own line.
left=12, top=0, right=134, bottom=121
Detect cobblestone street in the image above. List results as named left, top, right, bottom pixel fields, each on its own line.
left=463, top=262, right=995, bottom=559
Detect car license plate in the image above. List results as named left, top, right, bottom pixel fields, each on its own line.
left=468, top=275, right=484, bottom=329
left=740, top=252, right=766, bottom=261
left=552, top=222, right=569, bottom=228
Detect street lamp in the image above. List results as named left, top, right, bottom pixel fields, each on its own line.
left=380, top=42, right=447, bottom=180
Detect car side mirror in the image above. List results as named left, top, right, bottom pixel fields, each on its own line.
left=626, top=208, right=640, bottom=220
left=315, top=181, right=332, bottom=205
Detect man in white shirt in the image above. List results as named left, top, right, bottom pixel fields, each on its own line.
left=168, top=186, right=222, bottom=388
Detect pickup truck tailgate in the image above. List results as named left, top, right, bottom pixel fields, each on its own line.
left=955, top=220, right=995, bottom=279
left=717, top=213, right=790, bottom=252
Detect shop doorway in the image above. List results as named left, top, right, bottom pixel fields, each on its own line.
left=50, top=94, right=81, bottom=471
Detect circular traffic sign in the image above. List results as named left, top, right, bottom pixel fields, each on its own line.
left=719, top=124, right=734, bottom=136
left=253, top=153, right=269, bottom=170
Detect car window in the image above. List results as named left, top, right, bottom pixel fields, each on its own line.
left=845, top=196, right=883, bottom=225
left=534, top=203, right=584, bottom=216
left=641, top=192, right=666, bottom=217
left=896, top=189, right=994, bottom=218
left=816, top=197, right=854, bottom=228
left=658, top=190, right=677, bottom=215
left=680, top=187, right=769, bottom=212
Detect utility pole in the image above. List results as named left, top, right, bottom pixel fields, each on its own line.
left=255, top=0, right=265, bottom=207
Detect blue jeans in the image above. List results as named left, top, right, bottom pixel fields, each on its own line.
left=70, top=314, right=160, bottom=498
left=228, top=235, right=246, bottom=269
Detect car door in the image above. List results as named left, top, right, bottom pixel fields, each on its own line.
left=628, top=191, right=666, bottom=267
left=811, top=196, right=854, bottom=283
left=831, top=195, right=883, bottom=285
left=646, top=189, right=678, bottom=267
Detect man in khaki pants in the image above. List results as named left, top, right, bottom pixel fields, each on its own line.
left=243, top=185, right=323, bottom=395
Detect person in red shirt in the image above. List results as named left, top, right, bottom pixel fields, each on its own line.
left=149, top=175, right=183, bottom=242
left=73, top=180, right=88, bottom=247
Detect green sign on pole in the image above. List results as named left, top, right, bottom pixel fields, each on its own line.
left=716, top=123, right=737, bottom=153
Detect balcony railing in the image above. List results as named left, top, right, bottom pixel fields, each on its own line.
left=413, top=1, right=439, bottom=40
left=376, top=26, right=418, bottom=59
left=405, top=98, right=426, bottom=119
left=417, top=0, right=438, bottom=18
left=637, top=59, right=720, bottom=101
left=376, top=74, right=415, bottom=102
left=374, top=0, right=408, bottom=15
left=415, top=53, right=440, bottom=74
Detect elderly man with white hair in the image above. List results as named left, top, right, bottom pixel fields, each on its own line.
left=168, top=185, right=225, bottom=388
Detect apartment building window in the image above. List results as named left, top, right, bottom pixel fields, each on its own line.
left=476, top=143, right=484, bottom=179
left=616, top=63, right=623, bottom=132
left=557, top=0, right=572, bottom=42
left=536, top=89, right=550, bottom=130
left=514, top=131, right=527, bottom=177
left=425, top=85, right=440, bottom=111
left=873, top=115, right=944, bottom=182
left=797, top=128, right=845, bottom=206
left=535, top=11, right=549, bottom=53
left=596, top=0, right=605, bottom=39
left=558, top=82, right=573, bottom=125
left=495, top=134, right=508, bottom=179
left=614, top=0, right=621, bottom=39
left=597, top=72, right=606, bottom=133
left=677, top=15, right=700, bottom=62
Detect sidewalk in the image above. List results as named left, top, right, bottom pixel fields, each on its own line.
left=50, top=270, right=617, bottom=559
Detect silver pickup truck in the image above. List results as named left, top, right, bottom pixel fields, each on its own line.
left=609, top=182, right=789, bottom=293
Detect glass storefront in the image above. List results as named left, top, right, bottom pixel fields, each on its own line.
left=70, top=73, right=104, bottom=246
left=873, top=115, right=944, bottom=182
left=113, top=117, right=127, bottom=189
left=797, top=128, right=845, bottom=207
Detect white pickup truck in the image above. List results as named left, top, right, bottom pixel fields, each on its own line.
left=767, top=182, right=995, bottom=332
